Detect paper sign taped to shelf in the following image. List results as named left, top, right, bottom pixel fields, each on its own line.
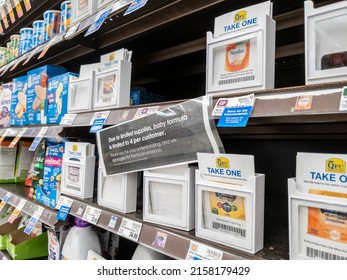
left=8, top=199, right=26, bottom=224
left=197, top=153, right=255, bottom=185
left=124, top=0, right=148, bottom=16
left=29, top=127, right=48, bottom=151
left=60, top=113, right=77, bottom=125
left=133, top=106, right=159, bottom=120
left=85, top=7, right=112, bottom=37
left=117, top=218, right=142, bottom=242
left=107, top=215, right=118, bottom=229
left=212, top=94, right=255, bottom=116
left=186, top=241, right=223, bottom=260
left=217, top=106, right=253, bottom=127
left=24, top=206, right=44, bottom=235
left=339, top=87, right=347, bottom=111
left=82, top=206, right=102, bottom=225
left=8, top=127, right=27, bottom=148
left=90, top=111, right=110, bottom=133
left=97, top=97, right=224, bottom=175
left=14, top=0, right=23, bottom=18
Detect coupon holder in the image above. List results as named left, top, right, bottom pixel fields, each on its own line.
left=288, top=178, right=347, bottom=260
left=68, top=63, right=100, bottom=113
left=61, top=142, right=96, bottom=199
left=97, top=167, right=138, bottom=213
left=143, top=164, right=197, bottom=231
left=195, top=170, right=265, bottom=254
left=72, top=0, right=97, bottom=24
left=305, top=1, right=347, bottom=84
left=93, top=59, right=132, bottom=110
left=206, top=1, right=275, bottom=95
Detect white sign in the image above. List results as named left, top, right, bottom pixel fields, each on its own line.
left=117, top=218, right=142, bottom=242
left=60, top=113, right=77, bottom=126
left=82, top=205, right=102, bottom=225
left=55, top=196, right=74, bottom=210
left=212, top=94, right=255, bottom=116
left=186, top=241, right=223, bottom=260
left=89, top=111, right=110, bottom=125
left=8, top=199, right=26, bottom=223
left=133, top=106, right=159, bottom=120
left=197, top=153, right=255, bottom=185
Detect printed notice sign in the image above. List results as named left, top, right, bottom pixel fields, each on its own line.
left=97, top=97, right=224, bottom=175
left=217, top=106, right=253, bottom=127
left=212, top=94, right=255, bottom=116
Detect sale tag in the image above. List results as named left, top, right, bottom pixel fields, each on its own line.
left=82, top=206, right=102, bottom=225
left=14, top=0, right=23, bottom=18
left=186, top=241, right=223, bottom=260
left=23, top=0, right=31, bottom=11
left=8, top=127, right=27, bottom=148
left=29, top=127, right=48, bottom=151
left=8, top=199, right=26, bottom=224
left=0, top=129, right=10, bottom=144
left=60, top=113, right=77, bottom=125
left=6, top=1, right=15, bottom=23
left=117, top=218, right=142, bottom=242
left=24, top=206, right=44, bottom=235
left=133, top=106, right=159, bottom=120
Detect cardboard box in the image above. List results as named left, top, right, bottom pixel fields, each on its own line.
left=47, top=72, right=78, bottom=124
left=0, top=82, right=12, bottom=128
left=0, top=217, right=21, bottom=250
left=10, top=76, right=28, bottom=126
left=0, top=140, right=17, bottom=183
left=26, top=65, right=66, bottom=125
left=14, top=141, right=35, bottom=183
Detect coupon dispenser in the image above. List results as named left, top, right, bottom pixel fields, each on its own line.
left=143, top=164, right=197, bottom=231
left=305, top=1, right=347, bottom=84
left=206, top=1, right=275, bottom=95
left=61, top=142, right=96, bottom=199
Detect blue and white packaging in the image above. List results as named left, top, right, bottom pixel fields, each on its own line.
left=0, top=83, right=12, bottom=128
left=36, top=141, right=64, bottom=209
left=32, top=20, right=45, bottom=48
left=26, top=65, right=66, bottom=125
left=47, top=72, right=78, bottom=124
left=10, top=76, right=28, bottom=126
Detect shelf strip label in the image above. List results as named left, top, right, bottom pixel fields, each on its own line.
left=186, top=241, right=223, bottom=260
left=82, top=205, right=102, bottom=225
left=8, top=198, right=26, bottom=224
left=56, top=196, right=74, bottom=221
left=117, top=218, right=142, bottom=242
left=24, top=206, right=44, bottom=235
left=14, top=0, right=23, bottom=18
left=29, top=126, right=48, bottom=151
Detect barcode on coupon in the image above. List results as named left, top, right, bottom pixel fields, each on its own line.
left=207, top=249, right=221, bottom=259
left=212, top=222, right=246, bottom=237
left=219, top=75, right=255, bottom=85
left=306, top=247, right=346, bottom=260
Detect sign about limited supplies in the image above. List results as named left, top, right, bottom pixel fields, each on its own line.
left=97, top=97, right=224, bottom=175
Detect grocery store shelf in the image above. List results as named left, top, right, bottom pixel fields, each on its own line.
left=0, top=185, right=59, bottom=228
left=0, top=125, right=62, bottom=139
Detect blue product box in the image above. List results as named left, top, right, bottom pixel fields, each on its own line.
left=36, top=141, right=64, bottom=209
left=47, top=72, right=78, bottom=124
left=10, top=76, right=27, bottom=126
left=130, top=90, right=141, bottom=105
left=0, top=83, right=12, bottom=128
left=26, top=65, right=66, bottom=125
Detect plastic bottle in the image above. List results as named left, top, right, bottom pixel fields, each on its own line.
left=61, top=218, right=102, bottom=260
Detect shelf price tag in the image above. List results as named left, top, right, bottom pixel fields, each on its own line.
left=212, top=94, right=255, bottom=117
left=24, top=206, right=44, bottom=235
left=186, top=241, right=223, bottom=260
left=56, top=196, right=73, bottom=221
left=124, top=0, right=148, bottom=16
left=82, top=206, right=102, bottom=225
left=85, top=7, right=112, bottom=37
left=22, top=47, right=39, bottom=66
left=6, top=1, right=15, bottom=23
left=8, top=198, right=26, bottom=224
left=0, top=62, right=13, bottom=76
left=117, top=218, right=142, bottom=242
left=65, top=23, right=80, bottom=40
left=13, top=0, right=23, bottom=18
left=0, top=192, right=12, bottom=211
left=29, top=126, right=48, bottom=151
left=38, top=36, right=58, bottom=60
left=133, top=106, right=159, bottom=120
left=89, top=111, right=110, bottom=133
left=10, top=56, right=25, bottom=71
left=0, top=129, right=10, bottom=144
left=23, top=0, right=31, bottom=11
left=8, top=127, right=27, bottom=148
left=0, top=6, right=9, bottom=29
left=60, top=113, right=77, bottom=126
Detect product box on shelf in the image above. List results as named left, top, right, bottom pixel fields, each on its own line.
left=68, top=63, right=99, bottom=113
left=0, top=216, right=22, bottom=250
left=206, top=1, right=275, bottom=95
left=36, top=141, right=64, bottom=208
left=0, top=140, right=17, bottom=183
left=195, top=153, right=265, bottom=254
left=72, top=0, right=97, bottom=24
left=0, top=82, right=12, bottom=128
left=289, top=152, right=347, bottom=260
left=143, top=164, right=197, bottom=231
left=97, top=167, right=138, bottom=213
left=10, top=76, right=28, bottom=126
left=305, top=1, right=347, bottom=84
left=47, top=72, right=79, bottom=124
left=14, top=141, right=35, bottom=183
left=29, top=140, right=46, bottom=200
left=61, top=142, right=96, bottom=199
left=94, top=49, right=132, bottom=110
left=26, top=65, right=66, bottom=125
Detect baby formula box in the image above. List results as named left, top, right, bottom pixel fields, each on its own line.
left=60, top=1, right=72, bottom=33
left=43, top=10, right=61, bottom=42
left=32, top=20, right=45, bottom=47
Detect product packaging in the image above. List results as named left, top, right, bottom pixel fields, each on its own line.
left=36, top=141, right=64, bottom=208
left=29, top=139, right=46, bottom=200
left=14, top=141, right=35, bottom=183
left=43, top=10, right=61, bottom=42
left=0, top=141, right=17, bottom=183
left=10, top=76, right=27, bottom=126
left=32, top=20, right=45, bottom=48
left=19, top=28, right=33, bottom=54
left=26, top=65, right=66, bottom=125
left=60, top=1, right=72, bottom=33
left=0, top=82, right=12, bottom=128
left=48, top=228, right=61, bottom=260
left=47, top=72, right=78, bottom=124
